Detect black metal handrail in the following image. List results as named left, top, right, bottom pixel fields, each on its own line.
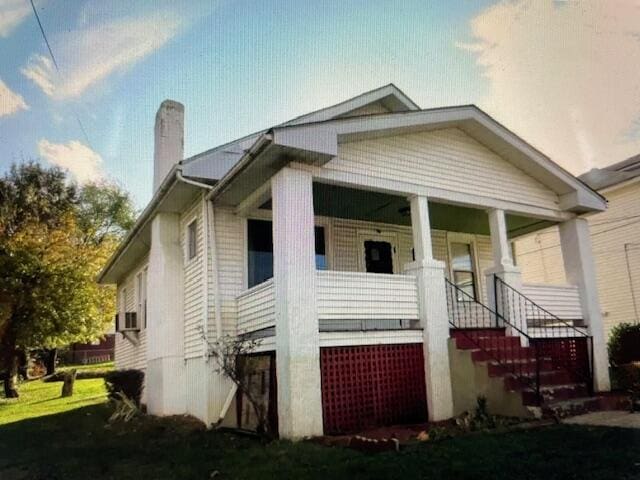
left=445, top=278, right=543, bottom=404
left=493, top=275, right=594, bottom=394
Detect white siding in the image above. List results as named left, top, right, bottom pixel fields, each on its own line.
left=114, top=256, right=149, bottom=371
left=181, top=198, right=205, bottom=359
left=316, top=270, right=419, bottom=320
left=236, top=279, right=275, bottom=334
left=515, top=181, right=640, bottom=339
left=213, top=207, right=245, bottom=336
left=330, top=128, right=559, bottom=210
left=521, top=284, right=582, bottom=320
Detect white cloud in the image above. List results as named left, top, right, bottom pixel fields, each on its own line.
left=21, top=12, right=183, bottom=99
left=0, top=77, right=28, bottom=116
left=459, top=0, right=640, bottom=172
left=0, top=0, right=32, bottom=37
left=38, top=139, right=105, bottom=184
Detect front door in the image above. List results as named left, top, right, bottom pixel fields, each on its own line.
left=364, top=240, right=394, bottom=274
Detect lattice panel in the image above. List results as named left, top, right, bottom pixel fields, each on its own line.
left=320, top=344, right=427, bottom=434
left=531, top=338, right=591, bottom=383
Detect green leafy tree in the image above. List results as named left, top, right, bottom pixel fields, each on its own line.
left=0, top=163, right=135, bottom=397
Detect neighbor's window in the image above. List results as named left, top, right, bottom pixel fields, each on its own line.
left=187, top=219, right=197, bottom=260
left=450, top=241, right=477, bottom=301
left=247, top=219, right=327, bottom=288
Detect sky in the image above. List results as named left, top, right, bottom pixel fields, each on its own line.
left=1, top=0, right=640, bottom=208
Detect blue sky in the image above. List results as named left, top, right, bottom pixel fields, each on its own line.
left=1, top=0, right=640, bottom=208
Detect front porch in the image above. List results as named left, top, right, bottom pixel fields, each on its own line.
left=229, top=169, right=608, bottom=436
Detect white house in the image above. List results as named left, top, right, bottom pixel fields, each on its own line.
left=515, top=154, right=640, bottom=340
left=99, top=85, right=612, bottom=439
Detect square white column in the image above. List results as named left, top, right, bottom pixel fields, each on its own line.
left=271, top=167, right=323, bottom=438
left=404, top=195, right=454, bottom=421
left=559, top=218, right=611, bottom=392
left=484, top=209, right=528, bottom=341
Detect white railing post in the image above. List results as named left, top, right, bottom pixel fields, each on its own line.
left=404, top=195, right=454, bottom=422
left=559, top=218, right=610, bottom=392
left=272, top=167, right=323, bottom=439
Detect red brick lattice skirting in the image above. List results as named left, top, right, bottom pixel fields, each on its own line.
left=531, top=337, right=591, bottom=383
left=320, top=344, right=427, bottom=435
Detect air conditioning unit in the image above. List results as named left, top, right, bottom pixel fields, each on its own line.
left=115, top=312, right=139, bottom=332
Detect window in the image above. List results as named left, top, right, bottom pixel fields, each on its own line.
left=450, top=241, right=477, bottom=301
left=187, top=220, right=197, bottom=260
left=247, top=219, right=327, bottom=288
left=136, top=268, right=148, bottom=329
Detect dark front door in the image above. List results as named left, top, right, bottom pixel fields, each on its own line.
left=364, top=240, right=393, bottom=274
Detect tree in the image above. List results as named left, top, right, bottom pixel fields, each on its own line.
left=76, top=182, right=136, bottom=245
left=0, top=163, right=135, bottom=396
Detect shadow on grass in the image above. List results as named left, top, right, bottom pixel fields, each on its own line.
left=1, top=404, right=639, bottom=480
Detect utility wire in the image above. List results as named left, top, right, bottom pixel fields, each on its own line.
left=28, top=0, right=93, bottom=149
left=516, top=217, right=640, bottom=256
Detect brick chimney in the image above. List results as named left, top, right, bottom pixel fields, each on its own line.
left=153, top=100, right=184, bottom=192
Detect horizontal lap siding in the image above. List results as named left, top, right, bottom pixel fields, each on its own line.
left=182, top=199, right=205, bottom=359
left=237, top=280, right=275, bottom=333
left=214, top=207, right=245, bottom=336
left=316, top=271, right=419, bottom=320
left=521, top=284, right=582, bottom=320
left=115, top=256, right=149, bottom=370
left=332, top=128, right=559, bottom=210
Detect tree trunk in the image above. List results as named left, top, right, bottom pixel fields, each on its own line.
left=45, top=348, right=57, bottom=376
left=3, top=353, right=19, bottom=398
left=61, top=369, right=77, bottom=397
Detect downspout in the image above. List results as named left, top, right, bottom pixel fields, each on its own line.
left=177, top=168, right=230, bottom=425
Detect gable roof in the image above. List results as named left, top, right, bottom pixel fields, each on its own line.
left=180, top=84, right=420, bottom=181
left=208, top=104, right=606, bottom=214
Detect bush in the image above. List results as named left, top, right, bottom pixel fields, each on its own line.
left=608, top=323, right=640, bottom=366
left=104, top=370, right=144, bottom=406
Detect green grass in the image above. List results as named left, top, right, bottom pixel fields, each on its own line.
left=0, top=377, right=107, bottom=425
left=59, top=361, right=114, bottom=372
left=1, top=378, right=639, bottom=479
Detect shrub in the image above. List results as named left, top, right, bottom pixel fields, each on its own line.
left=608, top=323, right=640, bottom=366
left=104, top=370, right=144, bottom=406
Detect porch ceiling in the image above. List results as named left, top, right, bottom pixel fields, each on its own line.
left=308, top=183, right=554, bottom=237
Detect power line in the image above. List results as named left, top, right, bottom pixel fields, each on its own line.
left=516, top=217, right=640, bottom=256
left=28, top=0, right=92, bottom=149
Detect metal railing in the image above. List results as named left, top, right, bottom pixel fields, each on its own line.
left=445, top=278, right=544, bottom=404
left=493, top=275, right=594, bottom=394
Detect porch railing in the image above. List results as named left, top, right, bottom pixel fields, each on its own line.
left=445, top=278, right=544, bottom=404
left=316, top=270, right=420, bottom=331
left=236, top=279, right=275, bottom=335
left=493, top=275, right=594, bottom=394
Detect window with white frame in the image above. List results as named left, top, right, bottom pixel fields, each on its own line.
left=449, top=239, right=478, bottom=301
left=187, top=219, right=197, bottom=260
left=136, top=268, right=148, bottom=329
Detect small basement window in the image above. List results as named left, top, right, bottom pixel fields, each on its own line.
left=187, top=219, right=197, bottom=260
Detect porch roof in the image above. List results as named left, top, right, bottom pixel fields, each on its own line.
left=208, top=106, right=606, bottom=215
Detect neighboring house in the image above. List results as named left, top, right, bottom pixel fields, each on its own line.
left=68, top=334, right=115, bottom=364
left=99, top=84, right=612, bottom=439
left=515, top=155, right=640, bottom=341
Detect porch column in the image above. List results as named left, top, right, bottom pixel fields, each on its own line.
left=484, top=209, right=528, bottom=340
left=404, top=195, right=454, bottom=421
left=559, top=218, right=611, bottom=391
left=271, top=167, right=323, bottom=438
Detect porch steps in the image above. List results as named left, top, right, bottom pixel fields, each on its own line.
left=450, top=328, right=594, bottom=411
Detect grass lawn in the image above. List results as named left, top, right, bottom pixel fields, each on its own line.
left=1, top=376, right=639, bottom=479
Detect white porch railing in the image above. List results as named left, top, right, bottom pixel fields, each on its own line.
left=236, top=279, right=275, bottom=334
left=316, top=270, right=420, bottom=331
left=521, top=283, right=583, bottom=324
